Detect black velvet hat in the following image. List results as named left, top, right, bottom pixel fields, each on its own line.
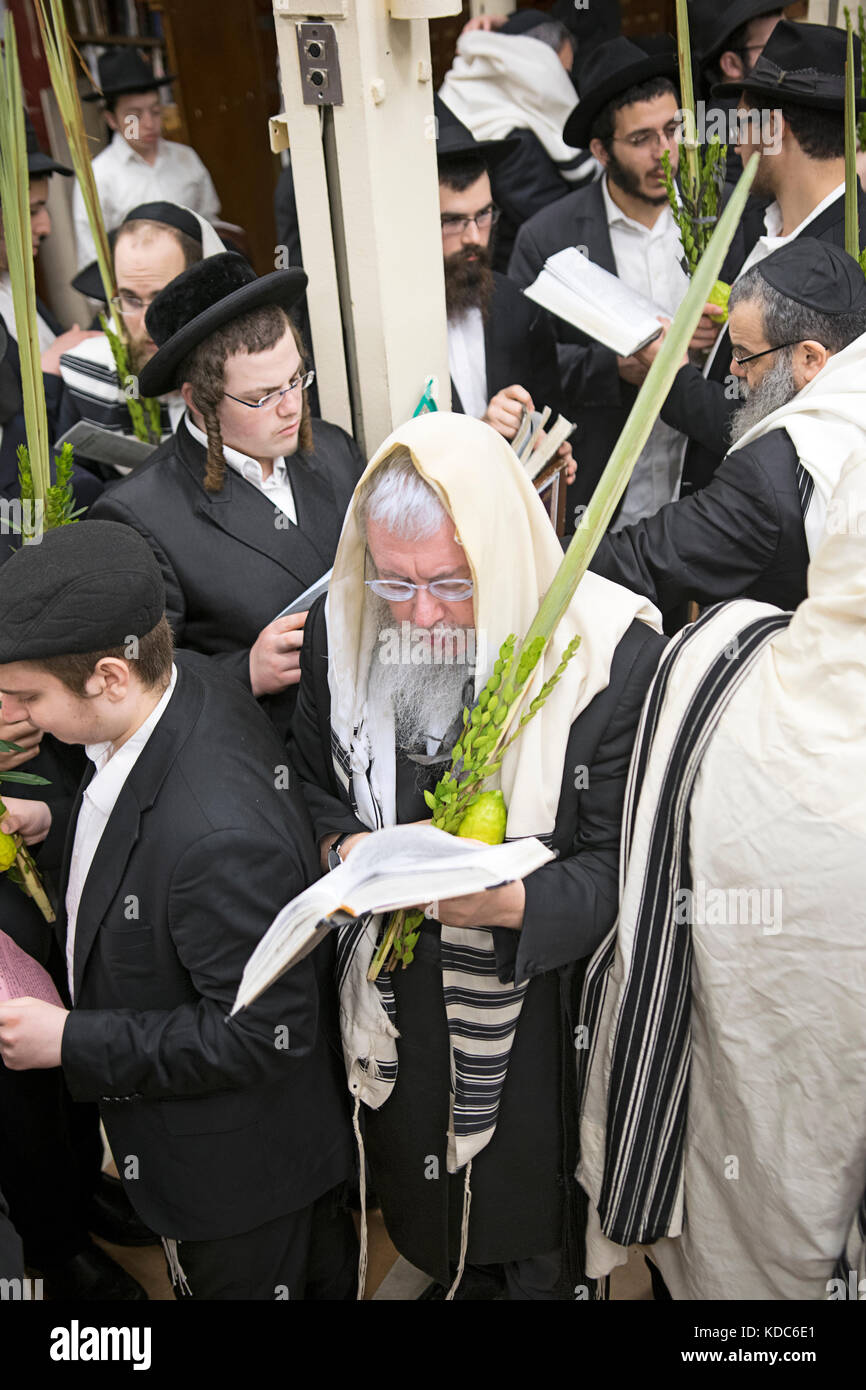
left=690, top=0, right=783, bottom=66
left=563, top=35, right=678, bottom=149
left=71, top=201, right=215, bottom=301
left=83, top=48, right=175, bottom=102
left=754, top=239, right=866, bottom=315
left=137, top=253, right=307, bottom=397
left=435, top=95, right=519, bottom=166
left=713, top=19, right=865, bottom=111
left=24, top=111, right=72, bottom=178
left=500, top=9, right=550, bottom=37
left=0, top=521, right=165, bottom=664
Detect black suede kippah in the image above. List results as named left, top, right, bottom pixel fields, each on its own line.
left=756, top=240, right=866, bottom=316
left=0, top=521, right=165, bottom=665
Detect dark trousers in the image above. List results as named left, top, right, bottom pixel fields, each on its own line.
left=0, top=1060, right=102, bottom=1267
left=171, top=1184, right=359, bottom=1301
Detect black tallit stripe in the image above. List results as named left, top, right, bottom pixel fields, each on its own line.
left=595, top=610, right=791, bottom=1246
left=796, top=461, right=815, bottom=521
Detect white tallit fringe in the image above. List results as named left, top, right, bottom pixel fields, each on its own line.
left=445, top=1161, right=473, bottom=1301
left=352, top=1094, right=368, bottom=1301
left=161, top=1237, right=191, bottom=1297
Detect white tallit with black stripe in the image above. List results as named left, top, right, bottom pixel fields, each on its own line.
left=579, top=447, right=866, bottom=1296
left=726, top=327, right=866, bottom=557
left=328, top=412, right=661, bottom=1173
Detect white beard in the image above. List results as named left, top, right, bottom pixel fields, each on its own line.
left=366, top=596, right=474, bottom=752
left=729, top=355, right=798, bottom=444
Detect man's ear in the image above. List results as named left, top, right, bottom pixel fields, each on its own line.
left=795, top=339, right=830, bottom=387
left=718, top=50, right=745, bottom=81
left=85, top=657, right=133, bottom=702
left=180, top=381, right=195, bottom=412
left=104, top=109, right=119, bottom=135
left=589, top=137, right=610, bottom=168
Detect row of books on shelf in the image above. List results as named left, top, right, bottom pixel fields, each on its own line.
left=67, top=0, right=163, bottom=43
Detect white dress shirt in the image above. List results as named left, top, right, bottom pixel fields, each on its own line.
left=601, top=177, right=690, bottom=527
left=65, top=664, right=178, bottom=1001
left=73, top=132, right=221, bottom=268
left=448, top=307, right=489, bottom=420
left=183, top=413, right=297, bottom=524
left=0, top=272, right=57, bottom=352
left=704, top=182, right=845, bottom=377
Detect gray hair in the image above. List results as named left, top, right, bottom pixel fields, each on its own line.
left=729, top=267, right=866, bottom=355
left=523, top=20, right=572, bottom=55
left=355, top=447, right=448, bottom=541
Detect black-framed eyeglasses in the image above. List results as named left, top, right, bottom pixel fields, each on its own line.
left=731, top=341, right=801, bottom=367
left=365, top=577, right=474, bottom=603
left=440, top=204, right=500, bottom=237
left=223, top=370, right=315, bottom=410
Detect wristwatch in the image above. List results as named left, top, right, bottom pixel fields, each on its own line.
left=327, top=832, right=353, bottom=871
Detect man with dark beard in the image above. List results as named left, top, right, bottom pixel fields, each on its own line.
left=438, top=123, right=567, bottom=459
left=590, top=240, right=866, bottom=621
left=509, top=38, right=721, bottom=523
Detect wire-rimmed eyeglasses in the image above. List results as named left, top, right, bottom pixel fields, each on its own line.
left=224, top=370, right=315, bottom=410
left=365, top=577, right=474, bottom=603
left=440, top=205, right=500, bottom=238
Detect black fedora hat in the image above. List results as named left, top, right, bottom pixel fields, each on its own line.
left=71, top=201, right=230, bottom=301
left=564, top=35, right=678, bottom=150
left=500, top=8, right=551, bottom=37
left=24, top=110, right=72, bottom=178
left=83, top=48, right=175, bottom=103
left=138, top=253, right=307, bottom=397
left=713, top=19, right=865, bottom=111
left=690, top=0, right=783, bottom=66
left=435, top=95, right=519, bottom=165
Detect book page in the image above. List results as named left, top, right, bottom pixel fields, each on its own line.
left=525, top=247, right=666, bottom=356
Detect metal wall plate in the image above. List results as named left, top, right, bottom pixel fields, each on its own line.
left=296, top=22, right=343, bottom=107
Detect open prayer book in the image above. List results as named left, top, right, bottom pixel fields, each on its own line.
left=524, top=247, right=667, bottom=356
left=232, top=824, right=554, bottom=1013
left=512, top=406, right=575, bottom=487
left=0, top=929, right=63, bottom=1006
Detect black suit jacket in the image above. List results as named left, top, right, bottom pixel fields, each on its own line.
left=88, top=415, right=364, bottom=735
left=591, top=427, right=808, bottom=616
left=662, top=182, right=866, bottom=494
left=450, top=271, right=563, bottom=420
left=58, top=660, right=354, bottom=1241
left=509, top=179, right=748, bottom=519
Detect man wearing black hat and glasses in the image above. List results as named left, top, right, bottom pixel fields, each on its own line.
left=638, top=20, right=866, bottom=498
left=0, top=520, right=356, bottom=1300
left=89, top=254, right=364, bottom=738
left=591, top=239, right=866, bottom=618
left=510, top=37, right=712, bottom=525
left=435, top=103, right=570, bottom=468
left=74, top=49, right=220, bottom=270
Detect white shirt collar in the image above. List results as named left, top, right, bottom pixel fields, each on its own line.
left=762, top=182, right=845, bottom=241
left=183, top=412, right=289, bottom=488
left=601, top=173, right=675, bottom=236
left=84, top=663, right=178, bottom=814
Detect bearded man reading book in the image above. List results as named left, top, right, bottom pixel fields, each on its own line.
left=290, top=411, right=665, bottom=1299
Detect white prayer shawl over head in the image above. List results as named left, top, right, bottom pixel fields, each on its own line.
left=438, top=31, right=595, bottom=180
left=579, top=448, right=866, bottom=1298
left=727, top=327, right=866, bottom=558
left=328, top=410, right=660, bottom=1173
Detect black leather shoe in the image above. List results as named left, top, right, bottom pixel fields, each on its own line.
left=88, top=1174, right=159, bottom=1247
left=39, top=1241, right=149, bottom=1301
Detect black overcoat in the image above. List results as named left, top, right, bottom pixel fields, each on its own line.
left=591, top=427, right=809, bottom=617
left=58, top=661, right=354, bottom=1241
left=450, top=271, right=565, bottom=421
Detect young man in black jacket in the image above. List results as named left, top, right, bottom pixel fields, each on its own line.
left=0, top=521, right=356, bottom=1299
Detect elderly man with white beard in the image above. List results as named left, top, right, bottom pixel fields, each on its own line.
left=589, top=238, right=866, bottom=624
left=290, top=411, right=665, bottom=1300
